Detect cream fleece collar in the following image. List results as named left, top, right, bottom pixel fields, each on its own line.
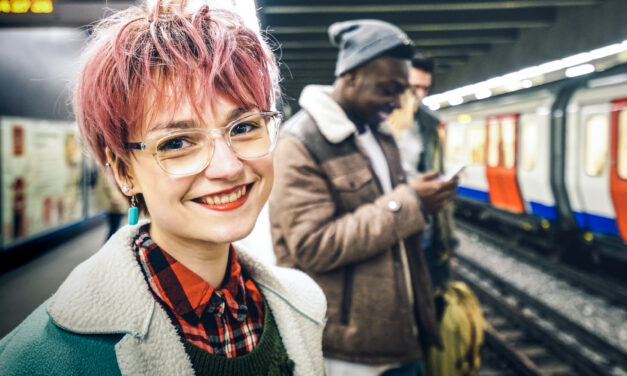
left=298, top=84, right=395, bottom=144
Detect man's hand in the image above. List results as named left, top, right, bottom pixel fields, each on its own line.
left=409, top=171, right=458, bottom=214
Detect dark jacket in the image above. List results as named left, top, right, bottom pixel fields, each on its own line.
left=415, top=106, right=457, bottom=274
left=269, top=85, right=442, bottom=365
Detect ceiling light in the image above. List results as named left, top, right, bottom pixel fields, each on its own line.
left=537, top=60, right=565, bottom=75
left=590, top=43, right=626, bottom=59
left=560, top=52, right=592, bottom=67
left=521, top=79, right=533, bottom=88
left=474, top=87, right=492, bottom=100
left=427, top=102, right=440, bottom=111
left=565, top=64, right=595, bottom=77
left=505, top=80, right=521, bottom=91
left=448, top=97, right=463, bottom=106
left=232, top=0, right=260, bottom=34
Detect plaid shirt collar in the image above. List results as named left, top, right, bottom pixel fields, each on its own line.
left=134, top=224, right=250, bottom=325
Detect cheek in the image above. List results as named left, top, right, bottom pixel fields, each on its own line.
left=252, top=155, right=274, bottom=193
left=131, top=159, right=187, bottom=210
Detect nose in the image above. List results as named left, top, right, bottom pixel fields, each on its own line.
left=203, top=137, right=244, bottom=181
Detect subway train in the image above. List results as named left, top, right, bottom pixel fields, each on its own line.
left=437, top=63, right=627, bottom=271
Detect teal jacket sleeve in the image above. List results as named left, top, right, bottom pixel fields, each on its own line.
left=0, top=303, right=123, bottom=376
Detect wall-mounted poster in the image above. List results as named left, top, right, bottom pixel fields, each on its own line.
left=1, top=117, right=84, bottom=248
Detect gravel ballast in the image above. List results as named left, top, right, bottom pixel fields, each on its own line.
left=455, top=230, right=627, bottom=354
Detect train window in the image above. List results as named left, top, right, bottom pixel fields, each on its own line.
left=584, top=114, right=609, bottom=176
left=487, top=119, right=500, bottom=167
left=521, top=119, right=538, bottom=171
left=501, top=117, right=516, bottom=169
left=619, top=109, right=627, bottom=179
left=445, top=125, right=465, bottom=163
left=467, top=125, right=486, bottom=164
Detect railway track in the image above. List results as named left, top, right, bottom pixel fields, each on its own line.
left=456, top=219, right=627, bottom=309
left=454, top=257, right=627, bottom=375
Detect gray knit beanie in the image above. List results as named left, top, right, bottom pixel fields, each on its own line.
left=328, top=19, right=414, bottom=77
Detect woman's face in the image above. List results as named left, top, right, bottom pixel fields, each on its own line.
left=125, top=94, right=273, bottom=249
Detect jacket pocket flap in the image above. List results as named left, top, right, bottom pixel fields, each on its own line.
left=332, top=169, right=373, bottom=192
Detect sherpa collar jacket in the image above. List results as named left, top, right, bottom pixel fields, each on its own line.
left=0, top=221, right=326, bottom=375
left=269, top=85, right=442, bottom=365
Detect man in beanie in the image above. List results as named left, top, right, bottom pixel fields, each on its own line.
left=269, top=19, right=457, bottom=375
left=393, top=53, right=459, bottom=293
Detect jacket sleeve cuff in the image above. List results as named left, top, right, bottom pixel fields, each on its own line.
left=374, top=183, right=425, bottom=240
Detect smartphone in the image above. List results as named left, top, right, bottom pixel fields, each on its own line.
left=441, top=164, right=466, bottom=182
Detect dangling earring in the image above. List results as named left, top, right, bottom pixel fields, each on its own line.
left=128, top=195, right=139, bottom=225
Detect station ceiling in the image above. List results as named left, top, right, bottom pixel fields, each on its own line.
left=0, top=0, right=605, bottom=104
left=256, top=0, right=604, bottom=104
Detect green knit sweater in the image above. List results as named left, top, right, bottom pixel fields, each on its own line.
left=183, top=302, right=294, bottom=375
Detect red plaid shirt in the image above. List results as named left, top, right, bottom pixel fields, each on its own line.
left=133, top=224, right=265, bottom=357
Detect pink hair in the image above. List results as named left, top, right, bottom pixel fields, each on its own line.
left=73, top=0, right=279, bottom=173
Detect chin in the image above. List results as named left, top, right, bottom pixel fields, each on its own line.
left=205, top=220, right=256, bottom=244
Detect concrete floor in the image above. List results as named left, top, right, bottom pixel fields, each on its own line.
left=0, top=223, right=108, bottom=337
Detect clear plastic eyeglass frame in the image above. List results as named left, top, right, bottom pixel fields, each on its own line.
left=126, top=111, right=282, bottom=176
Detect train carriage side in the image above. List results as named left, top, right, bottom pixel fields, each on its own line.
left=564, top=73, right=627, bottom=251
left=439, top=89, right=559, bottom=233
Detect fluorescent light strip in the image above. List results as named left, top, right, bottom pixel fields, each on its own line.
left=565, top=63, right=595, bottom=77
left=427, top=41, right=627, bottom=108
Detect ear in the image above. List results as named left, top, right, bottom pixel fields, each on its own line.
left=344, top=70, right=358, bottom=87
left=105, top=147, right=140, bottom=197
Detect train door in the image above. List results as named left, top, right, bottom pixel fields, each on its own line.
left=485, top=114, right=525, bottom=213
left=610, top=99, right=627, bottom=241
left=444, top=120, right=489, bottom=202
left=571, top=103, right=619, bottom=236
left=517, top=109, right=558, bottom=220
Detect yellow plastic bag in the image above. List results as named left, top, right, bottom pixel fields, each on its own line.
left=424, top=282, right=486, bottom=376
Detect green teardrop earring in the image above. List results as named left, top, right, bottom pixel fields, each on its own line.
left=128, top=195, right=138, bottom=225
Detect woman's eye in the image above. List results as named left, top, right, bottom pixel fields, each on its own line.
left=231, top=122, right=259, bottom=136
left=158, top=137, right=192, bottom=151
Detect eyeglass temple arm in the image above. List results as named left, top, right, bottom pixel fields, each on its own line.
left=125, top=142, right=145, bottom=150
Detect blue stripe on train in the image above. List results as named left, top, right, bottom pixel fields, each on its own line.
left=528, top=201, right=558, bottom=221
left=457, top=186, right=490, bottom=202
left=573, top=211, right=619, bottom=236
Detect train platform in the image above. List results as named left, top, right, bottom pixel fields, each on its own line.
left=0, top=221, right=109, bottom=338
left=2, top=219, right=627, bottom=374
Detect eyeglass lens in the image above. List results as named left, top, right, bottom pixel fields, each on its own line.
left=155, top=113, right=277, bottom=175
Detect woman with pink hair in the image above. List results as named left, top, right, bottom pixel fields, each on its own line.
left=0, top=1, right=325, bottom=375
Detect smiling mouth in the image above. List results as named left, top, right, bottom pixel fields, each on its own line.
left=193, top=183, right=253, bottom=211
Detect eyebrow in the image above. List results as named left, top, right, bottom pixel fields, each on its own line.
left=151, top=107, right=251, bottom=131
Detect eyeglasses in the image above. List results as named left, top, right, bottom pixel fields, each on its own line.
left=126, top=111, right=282, bottom=176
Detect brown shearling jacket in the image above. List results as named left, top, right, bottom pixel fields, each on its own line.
left=269, top=85, right=442, bottom=365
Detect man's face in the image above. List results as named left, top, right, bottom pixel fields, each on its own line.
left=409, top=67, right=432, bottom=103
left=346, top=57, right=410, bottom=126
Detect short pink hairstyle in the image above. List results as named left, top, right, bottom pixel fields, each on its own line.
left=73, top=0, right=279, bottom=175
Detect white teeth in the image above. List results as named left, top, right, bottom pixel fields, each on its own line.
left=199, top=185, right=249, bottom=205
